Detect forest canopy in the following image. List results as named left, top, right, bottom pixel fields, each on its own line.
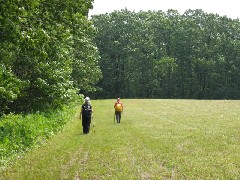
left=1, top=4, right=240, bottom=115
left=91, top=9, right=240, bottom=99
left=0, top=0, right=102, bottom=114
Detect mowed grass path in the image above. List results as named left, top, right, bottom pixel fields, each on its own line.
left=1, top=99, right=240, bottom=179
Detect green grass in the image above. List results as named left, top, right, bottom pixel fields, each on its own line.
left=1, top=99, right=240, bottom=179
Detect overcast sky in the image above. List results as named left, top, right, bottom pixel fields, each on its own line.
left=89, top=0, right=240, bottom=19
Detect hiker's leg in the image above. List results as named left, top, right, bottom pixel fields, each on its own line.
left=115, top=112, right=117, bottom=122
left=87, top=117, right=91, bottom=133
left=117, top=112, right=120, bottom=123
left=119, top=112, right=121, bottom=123
left=82, top=118, right=87, bottom=133
left=115, top=112, right=117, bottom=123
left=86, top=126, right=90, bottom=133
left=116, top=113, right=118, bottom=123
left=83, top=125, right=87, bottom=134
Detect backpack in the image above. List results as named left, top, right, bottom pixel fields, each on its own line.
left=115, top=103, right=123, bottom=112
left=82, top=103, right=92, bottom=117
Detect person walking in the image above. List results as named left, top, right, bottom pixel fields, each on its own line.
left=114, top=98, right=123, bottom=123
left=80, top=97, right=93, bottom=134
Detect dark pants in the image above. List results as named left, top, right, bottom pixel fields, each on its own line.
left=115, top=111, right=121, bottom=123
left=82, top=116, right=91, bottom=134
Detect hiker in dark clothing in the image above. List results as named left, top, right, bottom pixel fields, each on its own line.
left=80, top=97, right=93, bottom=134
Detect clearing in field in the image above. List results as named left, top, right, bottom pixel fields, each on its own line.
left=1, top=99, right=240, bottom=179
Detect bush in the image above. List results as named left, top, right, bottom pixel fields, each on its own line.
left=0, top=101, right=81, bottom=166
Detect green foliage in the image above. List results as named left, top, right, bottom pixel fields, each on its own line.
left=0, top=100, right=81, bottom=166
left=0, top=67, right=27, bottom=114
left=0, top=0, right=101, bottom=114
left=92, top=9, right=240, bottom=99
left=71, top=14, right=102, bottom=94
left=153, top=57, right=178, bottom=97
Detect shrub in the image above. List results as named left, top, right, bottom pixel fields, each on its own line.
left=0, top=101, right=80, bottom=166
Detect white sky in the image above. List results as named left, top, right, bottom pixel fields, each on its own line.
left=89, top=0, right=240, bottom=19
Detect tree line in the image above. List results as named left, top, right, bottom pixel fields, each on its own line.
left=91, top=9, right=240, bottom=99
left=0, top=0, right=101, bottom=114
left=1, top=4, right=240, bottom=116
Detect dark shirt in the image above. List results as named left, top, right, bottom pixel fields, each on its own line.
left=81, top=103, right=92, bottom=118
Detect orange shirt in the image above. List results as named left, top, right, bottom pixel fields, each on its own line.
left=114, top=102, right=123, bottom=112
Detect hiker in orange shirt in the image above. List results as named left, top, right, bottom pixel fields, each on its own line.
left=114, top=98, right=123, bottom=123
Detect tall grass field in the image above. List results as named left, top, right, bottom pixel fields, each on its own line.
left=1, top=99, right=240, bottom=179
